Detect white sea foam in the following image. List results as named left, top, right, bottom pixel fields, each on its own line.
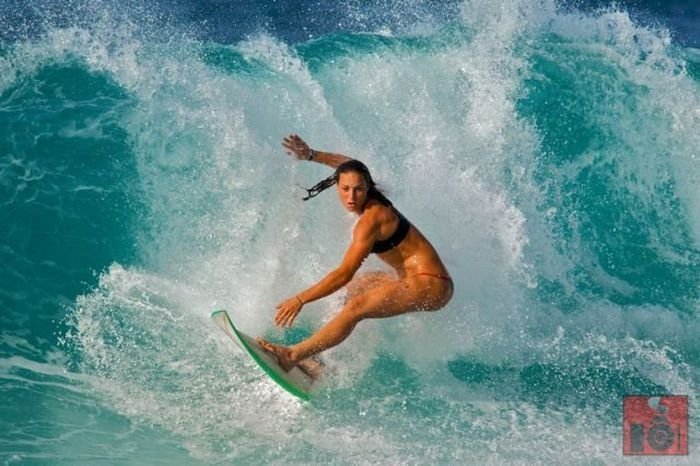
left=22, top=0, right=695, bottom=462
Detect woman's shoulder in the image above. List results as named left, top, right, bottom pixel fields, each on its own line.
left=362, top=199, right=395, bottom=222
left=363, top=198, right=390, bottom=211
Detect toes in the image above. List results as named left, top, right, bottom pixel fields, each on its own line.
left=257, top=338, right=277, bottom=356
left=256, top=338, right=272, bottom=350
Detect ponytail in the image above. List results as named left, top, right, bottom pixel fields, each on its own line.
left=302, top=159, right=391, bottom=206
left=302, top=174, right=336, bottom=201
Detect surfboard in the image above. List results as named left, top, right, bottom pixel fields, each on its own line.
left=211, top=309, right=313, bottom=400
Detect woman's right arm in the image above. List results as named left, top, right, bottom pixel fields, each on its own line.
left=273, top=214, right=377, bottom=327
left=282, top=134, right=352, bottom=169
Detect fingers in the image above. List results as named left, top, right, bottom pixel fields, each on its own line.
left=275, top=310, right=296, bottom=327
left=281, top=136, right=293, bottom=153
left=281, top=313, right=297, bottom=328
left=285, top=133, right=301, bottom=144
left=274, top=303, right=299, bottom=328
left=282, top=134, right=298, bottom=149
left=282, top=134, right=295, bottom=147
left=281, top=134, right=308, bottom=159
left=274, top=307, right=287, bottom=327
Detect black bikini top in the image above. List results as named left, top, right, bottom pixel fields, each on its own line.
left=371, top=206, right=411, bottom=254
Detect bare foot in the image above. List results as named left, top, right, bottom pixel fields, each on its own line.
left=256, top=338, right=296, bottom=372
left=256, top=338, right=323, bottom=381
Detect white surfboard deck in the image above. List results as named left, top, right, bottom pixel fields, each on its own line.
left=211, top=309, right=313, bottom=400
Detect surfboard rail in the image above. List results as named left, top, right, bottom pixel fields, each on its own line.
left=211, top=309, right=313, bottom=401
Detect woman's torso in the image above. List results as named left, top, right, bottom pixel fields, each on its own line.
left=363, top=201, right=449, bottom=279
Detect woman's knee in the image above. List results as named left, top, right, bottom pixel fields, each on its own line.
left=340, top=291, right=391, bottom=322
left=334, top=306, right=364, bottom=333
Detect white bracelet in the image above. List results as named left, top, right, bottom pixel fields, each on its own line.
left=308, top=149, right=315, bottom=161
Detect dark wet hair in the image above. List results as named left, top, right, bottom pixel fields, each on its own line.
left=302, top=159, right=391, bottom=207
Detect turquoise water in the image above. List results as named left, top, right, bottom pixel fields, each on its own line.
left=2, top=0, right=700, bottom=464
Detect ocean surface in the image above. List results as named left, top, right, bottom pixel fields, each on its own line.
left=1, top=0, right=699, bottom=464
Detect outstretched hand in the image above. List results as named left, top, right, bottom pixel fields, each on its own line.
left=275, top=295, right=304, bottom=327
left=282, top=134, right=313, bottom=161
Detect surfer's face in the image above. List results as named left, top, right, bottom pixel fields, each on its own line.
left=336, top=171, right=368, bottom=213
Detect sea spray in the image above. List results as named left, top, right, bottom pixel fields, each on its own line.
left=1, top=0, right=698, bottom=463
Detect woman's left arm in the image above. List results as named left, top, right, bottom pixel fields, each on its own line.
left=273, top=216, right=377, bottom=327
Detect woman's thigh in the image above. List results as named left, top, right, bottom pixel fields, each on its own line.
left=344, top=270, right=395, bottom=301
left=343, top=275, right=449, bottom=321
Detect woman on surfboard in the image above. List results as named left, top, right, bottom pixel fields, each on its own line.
left=258, top=134, right=453, bottom=373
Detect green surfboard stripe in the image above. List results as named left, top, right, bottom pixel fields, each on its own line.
left=211, top=310, right=311, bottom=401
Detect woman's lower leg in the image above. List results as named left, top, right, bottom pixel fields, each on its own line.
left=289, top=312, right=359, bottom=362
